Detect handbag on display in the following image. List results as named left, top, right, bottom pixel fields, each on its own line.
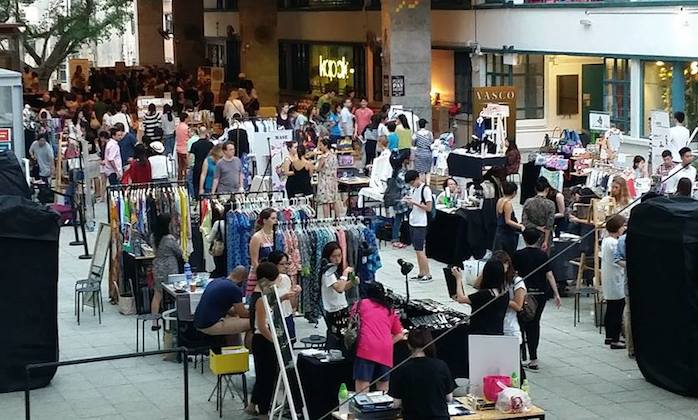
left=208, top=222, right=225, bottom=257
left=343, top=301, right=362, bottom=353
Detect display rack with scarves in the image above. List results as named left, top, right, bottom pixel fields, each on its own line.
left=106, top=181, right=191, bottom=300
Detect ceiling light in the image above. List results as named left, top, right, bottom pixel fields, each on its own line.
left=656, top=61, right=665, bottom=66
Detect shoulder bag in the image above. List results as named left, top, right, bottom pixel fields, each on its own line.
left=343, top=301, right=362, bottom=353
left=517, top=290, right=538, bottom=324
left=209, top=222, right=225, bottom=257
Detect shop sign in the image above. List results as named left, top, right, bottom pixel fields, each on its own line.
left=0, top=128, right=10, bottom=152
left=589, top=111, right=611, bottom=132
left=473, top=86, right=517, bottom=140
left=391, top=75, right=405, bottom=97
left=319, top=55, right=353, bottom=81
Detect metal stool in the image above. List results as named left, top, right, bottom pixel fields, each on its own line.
left=573, top=286, right=603, bottom=332
left=208, top=347, right=249, bottom=417
left=299, top=334, right=326, bottom=349
left=136, top=313, right=162, bottom=352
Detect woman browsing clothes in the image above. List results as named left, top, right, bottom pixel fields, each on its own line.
left=247, top=208, right=278, bottom=297
left=151, top=214, right=183, bottom=330
left=493, top=181, right=525, bottom=257
left=313, top=137, right=340, bottom=217
left=320, top=241, right=357, bottom=350
left=282, top=142, right=313, bottom=198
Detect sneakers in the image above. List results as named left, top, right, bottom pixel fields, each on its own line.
left=411, top=274, right=433, bottom=283
left=610, top=342, right=627, bottom=350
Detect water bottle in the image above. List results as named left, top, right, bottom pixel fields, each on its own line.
left=184, top=262, right=192, bottom=287
left=338, top=383, right=349, bottom=416
left=511, top=371, right=519, bottom=389
left=521, top=379, right=530, bottom=395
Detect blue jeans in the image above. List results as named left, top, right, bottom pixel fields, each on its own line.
left=164, top=134, right=175, bottom=155
left=392, top=212, right=406, bottom=242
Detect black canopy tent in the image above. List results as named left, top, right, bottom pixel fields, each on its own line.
left=0, top=150, right=60, bottom=392
left=626, top=196, right=698, bottom=397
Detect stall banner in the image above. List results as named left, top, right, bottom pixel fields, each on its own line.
left=68, top=59, right=90, bottom=88
left=650, top=110, right=670, bottom=148
left=473, top=86, right=516, bottom=141
left=250, top=129, right=293, bottom=192
left=0, top=128, right=11, bottom=152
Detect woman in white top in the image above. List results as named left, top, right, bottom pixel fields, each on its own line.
left=320, top=241, right=356, bottom=345
left=160, top=104, right=177, bottom=155
left=223, top=91, right=246, bottom=123
left=268, top=251, right=302, bottom=343
left=148, top=141, right=169, bottom=182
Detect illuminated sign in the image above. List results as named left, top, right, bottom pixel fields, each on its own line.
left=319, top=55, right=354, bottom=81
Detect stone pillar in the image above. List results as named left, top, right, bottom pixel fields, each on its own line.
left=672, top=61, right=686, bottom=113
left=381, top=0, right=432, bottom=122
left=238, top=0, right=279, bottom=107
left=136, top=0, right=165, bottom=66
left=629, top=59, right=642, bottom=137
left=172, top=0, right=205, bottom=73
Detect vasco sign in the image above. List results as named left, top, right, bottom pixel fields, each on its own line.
left=319, top=55, right=353, bottom=81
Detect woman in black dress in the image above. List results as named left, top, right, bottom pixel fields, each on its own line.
left=281, top=142, right=313, bottom=198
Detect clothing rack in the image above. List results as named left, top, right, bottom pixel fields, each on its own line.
left=107, top=181, right=188, bottom=219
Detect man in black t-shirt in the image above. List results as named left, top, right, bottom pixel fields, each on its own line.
left=389, top=328, right=456, bottom=420
left=194, top=267, right=250, bottom=337
left=189, top=126, right=213, bottom=198
left=512, top=228, right=561, bottom=370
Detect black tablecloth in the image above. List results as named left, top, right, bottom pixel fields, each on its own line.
left=447, top=154, right=507, bottom=179
left=426, top=202, right=496, bottom=264
left=297, top=355, right=353, bottom=420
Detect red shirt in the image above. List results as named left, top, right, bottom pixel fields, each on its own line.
left=124, top=160, right=152, bottom=184
left=354, top=299, right=403, bottom=367
left=354, top=107, right=374, bottom=137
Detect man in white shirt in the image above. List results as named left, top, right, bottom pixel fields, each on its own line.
left=668, top=112, right=690, bottom=163
left=148, top=141, right=170, bottom=181
left=110, top=102, right=132, bottom=132
left=340, top=98, right=355, bottom=138
left=665, top=147, right=696, bottom=194
left=404, top=170, right=433, bottom=282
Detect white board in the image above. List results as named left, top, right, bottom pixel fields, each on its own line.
left=468, top=335, right=520, bottom=397
left=589, top=111, right=611, bottom=131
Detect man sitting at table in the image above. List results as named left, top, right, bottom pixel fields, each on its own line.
left=194, top=266, right=250, bottom=340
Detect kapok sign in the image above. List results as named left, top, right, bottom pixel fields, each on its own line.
left=319, top=55, right=354, bottom=81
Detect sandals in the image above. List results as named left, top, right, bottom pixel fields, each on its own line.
left=391, top=242, right=406, bottom=249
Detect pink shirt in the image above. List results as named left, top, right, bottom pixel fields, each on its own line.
left=104, top=139, right=122, bottom=176
left=354, top=299, right=403, bottom=367
left=354, top=107, right=374, bottom=137
left=175, top=122, right=189, bottom=155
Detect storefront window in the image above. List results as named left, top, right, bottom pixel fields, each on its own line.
left=486, top=54, right=544, bottom=120
left=643, top=61, right=673, bottom=136
left=604, top=58, right=630, bottom=132
left=279, top=41, right=365, bottom=97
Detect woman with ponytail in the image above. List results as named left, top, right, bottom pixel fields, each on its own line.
left=247, top=208, right=277, bottom=296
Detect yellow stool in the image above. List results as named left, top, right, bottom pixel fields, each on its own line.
left=207, top=346, right=250, bottom=417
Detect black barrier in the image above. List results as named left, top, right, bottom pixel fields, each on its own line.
left=24, top=347, right=190, bottom=420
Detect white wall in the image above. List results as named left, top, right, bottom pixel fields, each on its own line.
left=277, top=11, right=381, bottom=43
left=431, top=49, right=455, bottom=103
left=474, top=7, right=698, bottom=59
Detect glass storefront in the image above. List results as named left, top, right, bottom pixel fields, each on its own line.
left=485, top=54, right=544, bottom=120
left=643, top=60, right=698, bottom=135
left=604, top=58, right=630, bottom=132
left=279, top=41, right=365, bottom=96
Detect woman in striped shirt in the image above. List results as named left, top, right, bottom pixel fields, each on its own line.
left=142, top=103, right=162, bottom=144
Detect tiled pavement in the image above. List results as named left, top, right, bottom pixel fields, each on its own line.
left=1, top=201, right=696, bottom=420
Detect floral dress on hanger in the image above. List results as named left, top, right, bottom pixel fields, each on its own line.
left=316, top=152, right=339, bottom=204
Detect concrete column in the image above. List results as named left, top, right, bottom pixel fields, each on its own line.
left=672, top=61, right=686, bottom=113
left=381, top=0, right=432, bottom=122
left=238, top=0, right=279, bottom=107
left=172, top=0, right=205, bottom=73
left=136, top=0, right=165, bottom=66
left=629, top=59, right=642, bottom=137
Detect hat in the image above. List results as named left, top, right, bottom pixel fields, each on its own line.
left=150, top=141, right=165, bottom=154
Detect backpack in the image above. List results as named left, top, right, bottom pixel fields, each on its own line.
left=420, top=185, right=437, bottom=224
left=383, top=176, right=402, bottom=208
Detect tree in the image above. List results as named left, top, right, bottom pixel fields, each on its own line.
left=0, top=0, right=132, bottom=87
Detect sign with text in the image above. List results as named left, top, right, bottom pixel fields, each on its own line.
left=473, top=86, right=517, bottom=141
left=391, top=75, right=405, bottom=97
left=318, top=55, right=353, bottom=81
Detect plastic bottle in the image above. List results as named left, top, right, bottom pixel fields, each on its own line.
left=184, top=262, right=192, bottom=287
left=511, top=371, right=520, bottom=389
left=338, top=383, right=349, bottom=416
left=521, top=379, right=530, bottom=395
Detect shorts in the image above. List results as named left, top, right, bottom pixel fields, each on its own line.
left=353, top=357, right=390, bottom=382
left=410, top=226, right=427, bottom=251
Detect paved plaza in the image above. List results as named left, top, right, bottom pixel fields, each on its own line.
left=1, top=201, right=696, bottom=420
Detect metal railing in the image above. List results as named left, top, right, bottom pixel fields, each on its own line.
left=24, top=348, right=191, bottom=420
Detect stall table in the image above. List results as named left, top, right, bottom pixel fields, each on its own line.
left=332, top=398, right=545, bottom=419
left=447, top=153, right=507, bottom=178
left=339, top=176, right=370, bottom=216
left=297, top=354, right=353, bottom=420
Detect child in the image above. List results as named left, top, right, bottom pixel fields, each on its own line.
left=601, top=215, right=627, bottom=350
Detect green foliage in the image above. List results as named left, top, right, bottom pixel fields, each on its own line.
left=2, top=0, right=132, bottom=82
